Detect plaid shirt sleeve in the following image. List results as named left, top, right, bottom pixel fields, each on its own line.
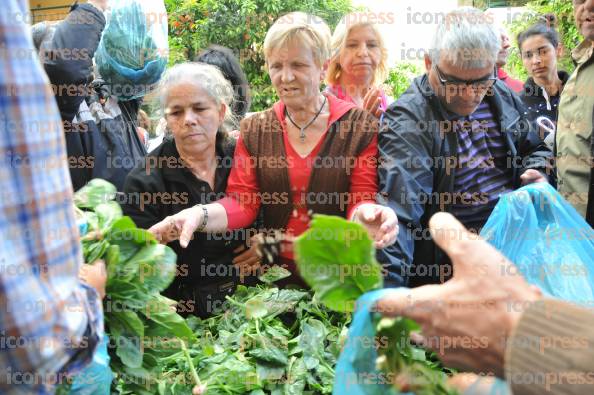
left=0, top=1, right=103, bottom=393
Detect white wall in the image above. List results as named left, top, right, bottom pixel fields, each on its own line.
left=350, top=0, right=529, bottom=68
left=351, top=0, right=460, bottom=67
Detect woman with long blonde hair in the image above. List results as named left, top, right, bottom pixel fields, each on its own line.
left=326, top=12, right=390, bottom=117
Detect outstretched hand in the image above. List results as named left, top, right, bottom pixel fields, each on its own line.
left=149, top=205, right=203, bottom=248
left=351, top=203, right=398, bottom=249
left=375, top=213, right=542, bottom=377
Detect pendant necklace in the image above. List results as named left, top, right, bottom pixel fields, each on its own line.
left=285, top=95, right=327, bottom=143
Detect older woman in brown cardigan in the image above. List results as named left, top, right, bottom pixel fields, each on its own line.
left=150, top=12, right=398, bottom=286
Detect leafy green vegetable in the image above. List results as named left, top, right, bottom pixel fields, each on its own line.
left=295, top=214, right=458, bottom=394
left=258, top=265, right=291, bottom=284
left=295, top=215, right=383, bottom=312
left=158, top=285, right=350, bottom=394
left=74, top=178, right=117, bottom=209
left=74, top=179, right=195, bottom=393
left=76, top=183, right=458, bottom=395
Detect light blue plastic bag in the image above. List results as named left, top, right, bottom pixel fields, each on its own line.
left=333, top=289, right=406, bottom=395
left=481, top=182, right=594, bottom=305
left=95, top=0, right=168, bottom=99
left=332, top=290, right=511, bottom=395
left=334, top=183, right=593, bottom=395
left=70, top=334, right=113, bottom=394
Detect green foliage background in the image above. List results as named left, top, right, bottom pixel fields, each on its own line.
left=504, top=0, right=581, bottom=81
left=384, top=62, right=424, bottom=101
left=164, top=0, right=354, bottom=112
left=161, top=1, right=582, bottom=112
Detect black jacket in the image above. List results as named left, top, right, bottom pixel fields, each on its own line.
left=122, top=136, right=252, bottom=317
left=43, top=3, right=145, bottom=191
left=378, top=75, right=552, bottom=287
left=520, top=71, right=570, bottom=124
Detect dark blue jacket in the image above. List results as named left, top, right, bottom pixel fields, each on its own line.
left=378, top=74, right=552, bottom=287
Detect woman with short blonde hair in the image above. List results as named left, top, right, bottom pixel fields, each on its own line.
left=326, top=12, right=390, bottom=117
left=263, top=12, right=331, bottom=68
left=149, top=12, right=399, bottom=287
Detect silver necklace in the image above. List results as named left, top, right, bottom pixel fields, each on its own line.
left=285, top=95, right=327, bottom=142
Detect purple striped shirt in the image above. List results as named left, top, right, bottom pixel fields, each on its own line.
left=450, top=101, right=513, bottom=231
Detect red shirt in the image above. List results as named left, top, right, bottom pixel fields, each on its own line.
left=497, top=67, right=524, bottom=93
left=219, top=94, right=378, bottom=259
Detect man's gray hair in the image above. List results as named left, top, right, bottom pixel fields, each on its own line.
left=428, top=7, right=500, bottom=69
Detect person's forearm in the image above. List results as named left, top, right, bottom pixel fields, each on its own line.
left=201, top=203, right=229, bottom=233
left=217, top=196, right=259, bottom=230
left=505, top=299, right=594, bottom=395
left=0, top=281, right=103, bottom=391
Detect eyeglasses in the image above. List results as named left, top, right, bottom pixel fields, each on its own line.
left=434, top=65, right=497, bottom=90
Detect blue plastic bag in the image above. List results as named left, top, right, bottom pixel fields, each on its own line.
left=333, top=289, right=408, bottom=395
left=332, top=289, right=510, bottom=395
left=95, top=0, right=168, bottom=99
left=69, top=334, right=113, bottom=394
left=333, top=183, right=594, bottom=395
left=480, top=182, right=594, bottom=305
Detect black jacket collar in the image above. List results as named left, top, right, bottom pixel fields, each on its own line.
left=153, top=134, right=234, bottom=192
left=523, top=70, right=570, bottom=98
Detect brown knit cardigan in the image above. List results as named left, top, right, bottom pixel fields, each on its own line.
left=239, top=106, right=378, bottom=231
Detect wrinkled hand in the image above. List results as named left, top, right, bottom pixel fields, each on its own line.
left=351, top=203, right=398, bottom=249
left=192, top=384, right=207, bottom=394
left=375, top=213, right=542, bottom=378
left=149, top=206, right=203, bottom=248
left=232, top=234, right=263, bottom=279
left=520, top=169, right=547, bottom=185
left=362, top=87, right=383, bottom=118
left=79, top=259, right=107, bottom=299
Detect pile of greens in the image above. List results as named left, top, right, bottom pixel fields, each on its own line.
left=159, top=266, right=351, bottom=395
left=74, top=179, right=198, bottom=394
left=295, top=215, right=458, bottom=395
left=75, top=179, right=456, bottom=394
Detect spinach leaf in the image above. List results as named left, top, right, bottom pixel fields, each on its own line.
left=109, top=315, right=144, bottom=368
left=294, top=215, right=383, bottom=312
left=249, top=347, right=289, bottom=366
left=105, top=217, right=154, bottom=263
left=284, top=357, right=306, bottom=395
left=258, top=265, right=291, bottom=284
left=74, top=178, right=116, bottom=209
left=96, top=201, right=122, bottom=233
left=142, top=295, right=196, bottom=341
left=131, top=244, right=177, bottom=293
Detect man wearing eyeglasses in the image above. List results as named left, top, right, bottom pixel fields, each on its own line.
left=377, top=7, right=552, bottom=288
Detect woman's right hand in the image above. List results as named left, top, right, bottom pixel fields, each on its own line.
left=232, top=234, right=263, bottom=278
left=362, top=87, right=383, bottom=118
left=149, top=205, right=203, bottom=248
